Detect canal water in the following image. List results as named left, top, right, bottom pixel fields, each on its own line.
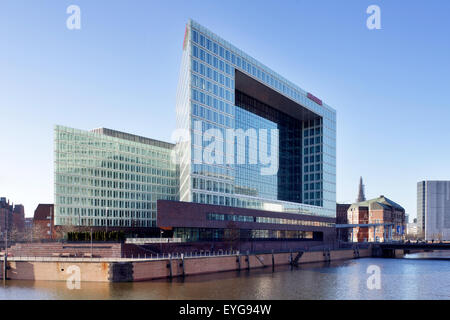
left=1, top=252, right=450, bottom=300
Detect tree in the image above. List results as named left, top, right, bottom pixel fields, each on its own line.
left=31, top=222, right=53, bottom=242
left=416, top=230, right=425, bottom=241
left=54, top=222, right=78, bottom=240
left=8, top=225, right=26, bottom=242
left=224, top=221, right=240, bottom=251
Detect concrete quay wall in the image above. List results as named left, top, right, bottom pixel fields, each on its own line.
left=1, top=248, right=372, bottom=282
left=1, top=259, right=110, bottom=282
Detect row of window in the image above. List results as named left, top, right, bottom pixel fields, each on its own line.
left=207, top=212, right=254, bottom=223
left=56, top=217, right=155, bottom=228
left=192, top=164, right=234, bottom=181
left=303, top=127, right=322, bottom=137
left=303, top=200, right=323, bottom=207
left=56, top=207, right=156, bottom=219
left=193, top=178, right=234, bottom=194
left=304, top=147, right=322, bottom=157
left=192, top=191, right=322, bottom=213
left=56, top=184, right=177, bottom=196
left=304, top=136, right=322, bottom=146
left=174, top=227, right=315, bottom=242
left=191, top=85, right=233, bottom=109
left=56, top=194, right=175, bottom=208
left=56, top=134, right=171, bottom=159
left=56, top=164, right=176, bottom=179
left=206, top=212, right=334, bottom=227
left=304, top=163, right=322, bottom=173
left=56, top=150, right=172, bottom=167
left=193, top=192, right=232, bottom=206
left=56, top=175, right=177, bottom=189
left=304, top=191, right=323, bottom=201
left=304, top=182, right=322, bottom=191
left=304, top=173, right=323, bottom=182
left=191, top=117, right=235, bottom=139
left=192, top=45, right=233, bottom=75
left=192, top=46, right=234, bottom=81
left=192, top=104, right=234, bottom=128
left=191, top=72, right=234, bottom=103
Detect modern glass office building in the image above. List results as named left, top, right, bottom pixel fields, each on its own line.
left=54, top=125, right=178, bottom=228
left=175, top=20, right=337, bottom=218
left=417, top=181, right=450, bottom=240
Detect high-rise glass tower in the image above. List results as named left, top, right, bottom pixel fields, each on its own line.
left=417, top=180, right=450, bottom=240
left=175, top=20, right=336, bottom=218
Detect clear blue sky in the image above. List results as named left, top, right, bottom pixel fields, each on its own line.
left=1, top=0, right=449, bottom=218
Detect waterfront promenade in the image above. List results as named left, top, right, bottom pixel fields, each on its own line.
left=1, top=247, right=371, bottom=282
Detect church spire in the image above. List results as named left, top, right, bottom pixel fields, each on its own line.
left=357, top=176, right=366, bottom=202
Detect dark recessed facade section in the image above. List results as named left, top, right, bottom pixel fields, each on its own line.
left=235, top=90, right=303, bottom=204
left=157, top=200, right=335, bottom=243
left=235, top=69, right=321, bottom=122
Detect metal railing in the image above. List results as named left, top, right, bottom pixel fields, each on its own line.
left=7, top=250, right=242, bottom=262
left=125, top=238, right=183, bottom=244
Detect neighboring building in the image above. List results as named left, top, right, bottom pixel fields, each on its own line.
left=0, top=197, right=12, bottom=233
left=407, top=218, right=418, bottom=238
left=24, top=217, right=33, bottom=233
left=13, top=204, right=25, bottom=233
left=347, top=196, right=406, bottom=242
left=336, top=203, right=351, bottom=242
left=417, top=181, right=450, bottom=241
left=54, top=126, right=179, bottom=230
left=157, top=200, right=335, bottom=251
left=175, top=20, right=336, bottom=218
left=33, top=204, right=55, bottom=240
left=0, top=197, right=25, bottom=235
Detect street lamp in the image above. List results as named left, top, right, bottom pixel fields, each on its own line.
left=105, top=207, right=109, bottom=235
left=3, top=230, right=7, bottom=281
left=49, top=206, right=53, bottom=240
left=90, top=227, right=93, bottom=257
left=160, top=230, right=164, bottom=253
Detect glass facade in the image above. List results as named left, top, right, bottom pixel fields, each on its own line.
left=173, top=227, right=316, bottom=242
left=235, top=90, right=301, bottom=203
left=417, top=181, right=426, bottom=234
left=417, top=181, right=450, bottom=240
left=206, top=212, right=335, bottom=228
left=54, top=125, right=178, bottom=227
left=176, top=20, right=336, bottom=218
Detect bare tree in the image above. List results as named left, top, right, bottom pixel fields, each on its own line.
left=53, top=222, right=78, bottom=240
left=8, top=226, right=23, bottom=242
left=224, top=221, right=240, bottom=251
left=30, top=223, right=51, bottom=242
